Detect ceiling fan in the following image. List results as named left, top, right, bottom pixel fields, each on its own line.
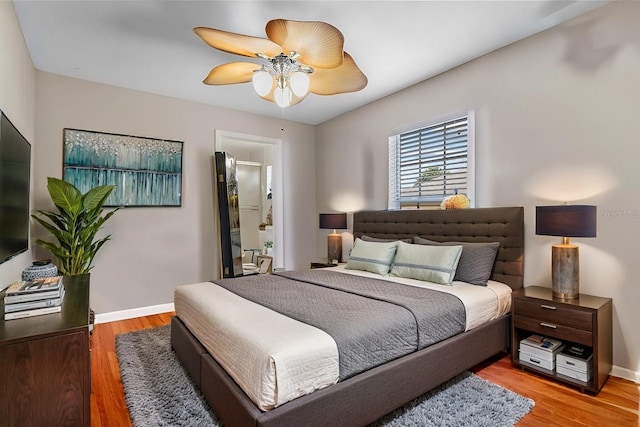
left=194, top=19, right=368, bottom=108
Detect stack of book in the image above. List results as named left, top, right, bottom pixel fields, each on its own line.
left=3, top=276, right=65, bottom=320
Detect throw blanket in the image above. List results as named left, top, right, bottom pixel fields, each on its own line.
left=212, top=270, right=465, bottom=379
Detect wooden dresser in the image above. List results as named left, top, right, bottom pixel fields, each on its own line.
left=0, top=274, right=90, bottom=426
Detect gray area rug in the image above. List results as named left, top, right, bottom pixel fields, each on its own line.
left=116, top=325, right=534, bottom=427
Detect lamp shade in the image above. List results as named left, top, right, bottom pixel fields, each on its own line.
left=252, top=69, right=272, bottom=96
left=274, top=87, right=292, bottom=108
left=290, top=71, right=310, bottom=97
left=536, top=205, right=597, bottom=238
left=319, top=213, right=347, bottom=230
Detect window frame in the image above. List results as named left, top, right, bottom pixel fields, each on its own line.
left=388, top=110, right=475, bottom=210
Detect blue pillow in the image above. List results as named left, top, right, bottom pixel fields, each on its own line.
left=345, top=239, right=399, bottom=275
left=390, top=241, right=462, bottom=285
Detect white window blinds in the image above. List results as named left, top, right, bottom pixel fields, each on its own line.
left=389, top=112, right=474, bottom=209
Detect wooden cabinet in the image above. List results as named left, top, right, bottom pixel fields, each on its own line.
left=0, top=274, right=90, bottom=426
left=511, top=286, right=612, bottom=393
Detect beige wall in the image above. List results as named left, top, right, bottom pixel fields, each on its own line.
left=0, top=2, right=35, bottom=285
left=34, top=72, right=316, bottom=313
left=316, top=1, right=640, bottom=376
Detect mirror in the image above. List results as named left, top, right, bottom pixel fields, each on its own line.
left=214, top=152, right=244, bottom=278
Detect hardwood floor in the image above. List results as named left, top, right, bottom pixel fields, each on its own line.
left=90, top=312, right=175, bottom=427
left=91, top=313, right=639, bottom=426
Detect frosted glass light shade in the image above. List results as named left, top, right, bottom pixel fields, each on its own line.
left=252, top=70, right=272, bottom=96
left=274, top=87, right=292, bottom=108
left=290, top=71, right=310, bottom=97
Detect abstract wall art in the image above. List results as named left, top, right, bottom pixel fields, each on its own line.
left=63, top=128, right=183, bottom=207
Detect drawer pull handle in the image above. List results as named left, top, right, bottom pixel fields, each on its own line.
left=540, top=322, right=557, bottom=329
left=541, top=304, right=557, bottom=310
left=529, top=358, right=541, bottom=364
left=566, top=361, right=576, bottom=366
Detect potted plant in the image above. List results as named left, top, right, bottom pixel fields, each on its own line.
left=264, top=240, right=273, bottom=255
left=31, top=177, right=119, bottom=275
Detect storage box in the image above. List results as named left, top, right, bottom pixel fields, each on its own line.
left=519, top=335, right=565, bottom=362
left=556, top=365, right=592, bottom=382
left=556, top=344, right=593, bottom=382
left=519, top=350, right=555, bottom=371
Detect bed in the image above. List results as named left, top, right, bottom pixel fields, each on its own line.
left=171, top=206, right=524, bottom=427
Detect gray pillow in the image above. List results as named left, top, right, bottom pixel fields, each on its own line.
left=360, top=235, right=412, bottom=244
left=345, top=239, right=399, bottom=275
left=413, top=236, right=500, bottom=286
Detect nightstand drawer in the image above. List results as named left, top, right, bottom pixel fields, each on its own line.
left=513, top=299, right=593, bottom=331
left=513, top=315, right=593, bottom=346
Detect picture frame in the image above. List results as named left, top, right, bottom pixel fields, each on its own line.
left=257, top=255, right=273, bottom=274
left=63, top=128, right=183, bottom=207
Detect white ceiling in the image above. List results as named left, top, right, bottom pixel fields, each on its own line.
left=14, top=1, right=608, bottom=125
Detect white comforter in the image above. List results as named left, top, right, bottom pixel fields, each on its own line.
left=174, top=282, right=339, bottom=410
left=174, top=270, right=512, bottom=410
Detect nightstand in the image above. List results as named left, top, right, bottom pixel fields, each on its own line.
left=511, top=286, right=612, bottom=393
left=310, top=262, right=338, bottom=269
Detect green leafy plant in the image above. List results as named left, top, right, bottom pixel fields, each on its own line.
left=31, top=177, right=120, bottom=275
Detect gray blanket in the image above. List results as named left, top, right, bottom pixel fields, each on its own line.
left=212, top=270, right=465, bottom=380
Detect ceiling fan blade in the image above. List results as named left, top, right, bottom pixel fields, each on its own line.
left=309, top=52, right=368, bottom=95
left=194, top=27, right=281, bottom=58
left=265, top=19, right=344, bottom=69
left=203, top=62, right=260, bottom=85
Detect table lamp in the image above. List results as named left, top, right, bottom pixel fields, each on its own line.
left=536, top=205, right=597, bottom=299
left=319, top=213, right=347, bottom=264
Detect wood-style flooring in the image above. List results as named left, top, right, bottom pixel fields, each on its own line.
left=90, top=313, right=639, bottom=426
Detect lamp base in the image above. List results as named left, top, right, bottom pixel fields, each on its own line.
left=552, top=243, right=579, bottom=300
left=327, top=233, right=342, bottom=264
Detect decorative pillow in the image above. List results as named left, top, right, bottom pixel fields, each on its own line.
left=413, top=237, right=500, bottom=286
left=389, top=241, right=462, bottom=285
left=360, top=235, right=412, bottom=244
left=345, top=239, right=399, bottom=275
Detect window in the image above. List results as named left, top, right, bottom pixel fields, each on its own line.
left=389, top=111, right=474, bottom=209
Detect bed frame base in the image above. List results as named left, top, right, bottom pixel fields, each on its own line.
left=172, top=314, right=510, bottom=427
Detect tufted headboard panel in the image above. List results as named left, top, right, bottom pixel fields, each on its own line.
left=352, top=207, right=524, bottom=290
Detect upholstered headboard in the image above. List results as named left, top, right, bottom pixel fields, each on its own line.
left=352, top=207, right=524, bottom=290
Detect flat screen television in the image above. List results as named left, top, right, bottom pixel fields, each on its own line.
left=0, top=109, right=31, bottom=265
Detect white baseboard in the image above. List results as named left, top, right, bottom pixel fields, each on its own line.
left=611, top=365, right=640, bottom=384
left=94, top=303, right=174, bottom=324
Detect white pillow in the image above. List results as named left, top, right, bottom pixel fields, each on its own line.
left=390, top=241, right=463, bottom=285
left=345, top=238, right=398, bottom=275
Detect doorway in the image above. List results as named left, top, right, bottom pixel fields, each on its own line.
left=215, top=130, right=284, bottom=270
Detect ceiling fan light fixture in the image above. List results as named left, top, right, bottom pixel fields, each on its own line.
left=252, top=68, right=272, bottom=96
left=290, top=71, right=310, bottom=97
left=194, top=19, right=367, bottom=108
